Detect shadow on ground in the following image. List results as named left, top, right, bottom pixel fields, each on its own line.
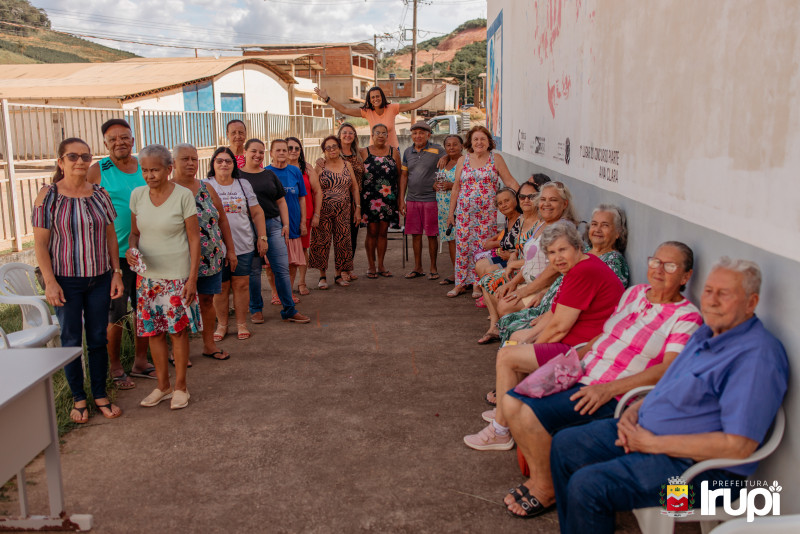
left=2, top=242, right=695, bottom=533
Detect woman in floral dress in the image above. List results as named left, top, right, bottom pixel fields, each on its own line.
left=434, top=134, right=463, bottom=285
left=359, top=123, right=401, bottom=277
left=445, top=126, right=519, bottom=298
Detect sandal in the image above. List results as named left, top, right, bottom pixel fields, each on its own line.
left=404, top=270, right=425, bottom=279
left=366, top=271, right=379, bottom=279
left=378, top=270, right=393, bottom=277
left=70, top=404, right=88, bottom=424
left=129, top=366, right=157, bottom=379
left=271, top=294, right=281, bottom=305
left=508, top=492, right=555, bottom=519
left=318, top=277, right=329, bottom=290
left=427, top=272, right=440, bottom=280
left=485, top=389, right=497, bottom=406
left=213, top=322, right=228, bottom=342
left=475, top=296, right=487, bottom=308
left=472, top=289, right=483, bottom=299
left=478, top=331, right=501, bottom=345
left=95, top=400, right=122, bottom=419
left=334, top=275, right=350, bottom=287
left=439, top=277, right=454, bottom=285
left=237, top=323, right=251, bottom=340
left=202, top=350, right=231, bottom=361
left=348, top=272, right=358, bottom=281
left=447, top=286, right=467, bottom=298
left=298, top=283, right=310, bottom=296
left=112, top=372, right=136, bottom=390
left=168, top=356, right=192, bottom=368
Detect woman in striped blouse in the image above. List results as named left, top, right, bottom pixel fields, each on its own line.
left=33, top=137, right=125, bottom=424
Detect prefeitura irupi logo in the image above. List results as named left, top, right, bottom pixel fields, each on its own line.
left=660, top=476, right=695, bottom=517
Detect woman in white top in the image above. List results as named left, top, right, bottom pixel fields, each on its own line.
left=127, top=144, right=200, bottom=410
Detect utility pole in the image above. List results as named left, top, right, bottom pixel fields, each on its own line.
left=430, top=52, right=438, bottom=83
left=373, top=34, right=378, bottom=86
left=410, top=0, right=418, bottom=123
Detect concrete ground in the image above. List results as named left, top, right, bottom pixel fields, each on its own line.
left=2, top=241, right=695, bottom=533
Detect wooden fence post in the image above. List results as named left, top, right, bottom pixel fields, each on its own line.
left=1, top=99, right=24, bottom=252
left=265, top=111, right=271, bottom=147
left=133, top=107, right=144, bottom=153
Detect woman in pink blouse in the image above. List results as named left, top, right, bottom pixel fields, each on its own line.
left=313, top=85, right=445, bottom=148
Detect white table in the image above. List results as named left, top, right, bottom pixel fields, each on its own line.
left=0, top=347, right=92, bottom=531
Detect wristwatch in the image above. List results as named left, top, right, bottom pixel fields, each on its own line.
left=259, top=236, right=268, bottom=242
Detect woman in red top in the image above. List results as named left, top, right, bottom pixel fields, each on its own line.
left=313, top=85, right=445, bottom=149
left=286, top=137, right=322, bottom=296
left=463, top=220, right=625, bottom=451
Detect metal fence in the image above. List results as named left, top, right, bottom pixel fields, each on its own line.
left=0, top=99, right=333, bottom=251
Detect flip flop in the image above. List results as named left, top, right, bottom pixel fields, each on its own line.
left=202, top=351, right=231, bottom=361
left=439, top=277, right=454, bottom=285
left=334, top=275, right=350, bottom=287
left=129, top=366, right=157, bottom=379
left=366, top=271, right=379, bottom=279
left=298, top=284, right=310, bottom=296
left=168, top=357, right=193, bottom=368
left=70, top=405, right=88, bottom=424
left=427, top=272, right=440, bottom=280
left=404, top=271, right=425, bottom=279
left=485, top=389, right=497, bottom=406
left=112, top=372, right=136, bottom=390
left=95, top=401, right=122, bottom=420
left=478, top=332, right=501, bottom=345
left=378, top=271, right=393, bottom=278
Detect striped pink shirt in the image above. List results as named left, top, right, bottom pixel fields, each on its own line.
left=32, top=183, right=117, bottom=277
left=579, top=284, right=703, bottom=386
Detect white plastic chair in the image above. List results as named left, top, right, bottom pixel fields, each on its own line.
left=614, top=386, right=787, bottom=534
left=710, top=514, right=800, bottom=533
left=0, top=324, right=60, bottom=349
left=0, top=262, right=58, bottom=329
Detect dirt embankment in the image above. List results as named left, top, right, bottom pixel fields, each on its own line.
left=390, top=26, right=486, bottom=71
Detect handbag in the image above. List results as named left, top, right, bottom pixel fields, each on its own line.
left=235, top=178, right=261, bottom=254
left=512, top=347, right=583, bottom=398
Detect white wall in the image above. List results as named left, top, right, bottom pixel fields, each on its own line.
left=489, top=0, right=800, bottom=513
left=213, top=65, right=289, bottom=114
left=122, top=88, right=184, bottom=111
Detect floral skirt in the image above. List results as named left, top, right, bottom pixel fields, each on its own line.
left=136, top=275, right=202, bottom=336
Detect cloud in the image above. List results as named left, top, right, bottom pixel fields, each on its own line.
left=32, top=0, right=486, bottom=58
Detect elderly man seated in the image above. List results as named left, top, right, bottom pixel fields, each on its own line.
left=548, top=257, right=789, bottom=534
left=501, top=241, right=703, bottom=518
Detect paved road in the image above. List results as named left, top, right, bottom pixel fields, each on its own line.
left=3, top=244, right=657, bottom=533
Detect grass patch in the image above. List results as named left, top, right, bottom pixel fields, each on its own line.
left=339, top=117, right=369, bottom=128
left=0, top=303, right=137, bottom=435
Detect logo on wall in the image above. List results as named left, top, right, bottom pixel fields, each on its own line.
left=553, top=137, right=571, bottom=164
left=534, top=136, right=546, bottom=155
left=517, top=129, right=527, bottom=152
left=659, top=476, right=695, bottom=518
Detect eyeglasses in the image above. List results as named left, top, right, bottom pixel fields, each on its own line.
left=323, top=145, right=339, bottom=151
left=648, top=257, right=679, bottom=274
left=373, top=131, right=388, bottom=137
left=215, top=158, right=234, bottom=165
left=62, top=153, right=93, bottom=163
left=518, top=193, right=537, bottom=201
left=287, top=146, right=301, bottom=152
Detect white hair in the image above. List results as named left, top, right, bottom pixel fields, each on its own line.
left=711, top=257, right=762, bottom=295
left=172, top=143, right=196, bottom=158
left=139, top=144, right=173, bottom=167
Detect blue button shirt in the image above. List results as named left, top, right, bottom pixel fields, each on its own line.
left=638, top=316, right=788, bottom=476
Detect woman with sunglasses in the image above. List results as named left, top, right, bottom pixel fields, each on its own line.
left=33, top=138, right=124, bottom=423
left=310, top=135, right=360, bottom=288
left=205, top=146, right=268, bottom=341
left=359, top=123, right=401, bottom=278
left=286, top=137, right=322, bottom=296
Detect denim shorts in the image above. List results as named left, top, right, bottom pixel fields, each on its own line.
left=506, top=384, right=618, bottom=435
left=197, top=271, right=223, bottom=295
left=222, top=250, right=255, bottom=281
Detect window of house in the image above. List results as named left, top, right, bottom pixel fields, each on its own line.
left=183, top=81, right=214, bottom=111
left=397, top=82, right=405, bottom=90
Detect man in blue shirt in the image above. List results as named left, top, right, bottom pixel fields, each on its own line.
left=537, top=258, right=789, bottom=532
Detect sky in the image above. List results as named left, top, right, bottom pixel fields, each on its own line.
left=32, top=0, right=487, bottom=58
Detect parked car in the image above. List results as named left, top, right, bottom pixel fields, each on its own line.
left=427, top=114, right=471, bottom=135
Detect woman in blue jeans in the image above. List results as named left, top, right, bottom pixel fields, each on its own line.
left=239, top=138, right=310, bottom=324
left=32, top=137, right=125, bottom=423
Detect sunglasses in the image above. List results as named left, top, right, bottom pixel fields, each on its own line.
left=287, top=146, right=301, bottom=152
left=648, top=257, right=680, bottom=274
left=62, top=153, right=93, bottom=163
left=215, top=158, right=234, bottom=165
left=323, top=145, right=339, bottom=151
left=518, top=193, right=537, bottom=201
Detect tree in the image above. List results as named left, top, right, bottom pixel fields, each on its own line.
left=0, top=0, right=50, bottom=36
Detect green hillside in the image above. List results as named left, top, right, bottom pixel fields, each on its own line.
left=0, top=0, right=138, bottom=63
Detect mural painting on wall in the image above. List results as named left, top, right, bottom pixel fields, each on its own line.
left=487, top=10, right=503, bottom=150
